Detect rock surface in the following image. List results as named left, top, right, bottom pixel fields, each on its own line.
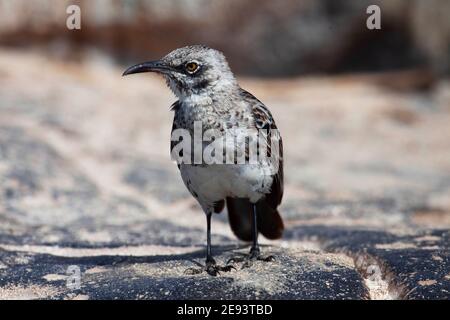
left=0, top=50, right=449, bottom=299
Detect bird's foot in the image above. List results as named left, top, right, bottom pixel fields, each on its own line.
left=184, top=258, right=235, bottom=276
left=205, top=263, right=235, bottom=276
left=227, top=248, right=275, bottom=269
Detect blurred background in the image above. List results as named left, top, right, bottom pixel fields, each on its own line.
left=0, top=0, right=449, bottom=299
left=0, top=0, right=449, bottom=76
left=0, top=0, right=449, bottom=257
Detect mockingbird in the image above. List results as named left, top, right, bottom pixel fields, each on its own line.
left=123, top=45, right=284, bottom=276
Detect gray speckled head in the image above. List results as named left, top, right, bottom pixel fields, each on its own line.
left=161, top=45, right=238, bottom=98
left=123, top=45, right=238, bottom=99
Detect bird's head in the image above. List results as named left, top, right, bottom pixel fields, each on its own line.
left=123, top=45, right=237, bottom=99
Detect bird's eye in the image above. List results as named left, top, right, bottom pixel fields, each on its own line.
left=185, top=62, right=199, bottom=74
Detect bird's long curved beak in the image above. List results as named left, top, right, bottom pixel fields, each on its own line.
left=122, top=60, right=170, bottom=76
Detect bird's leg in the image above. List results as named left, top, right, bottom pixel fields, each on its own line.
left=242, top=204, right=275, bottom=267
left=249, top=203, right=260, bottom=259
left=205, top=211, right=216, bottom=272
left=205, top=212, right=235, bottom=275
left=229, top=204, right=275, bottom=268
left=185, top=212, right=235, bottom=276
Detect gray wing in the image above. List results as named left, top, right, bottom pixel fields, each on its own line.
left=226, top=89, right=284, bottom=240
left=240, top=89, right=284, bottom=209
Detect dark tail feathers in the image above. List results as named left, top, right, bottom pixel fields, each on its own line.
left=226, top=197, right=284, bottom=241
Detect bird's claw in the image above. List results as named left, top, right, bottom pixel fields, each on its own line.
left=257, top=255, right=276, bottom=262
left=206, top=264, right=235, bottom=276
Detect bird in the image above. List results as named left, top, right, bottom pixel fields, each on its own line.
left=123, top=45, right=284, bottom=276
